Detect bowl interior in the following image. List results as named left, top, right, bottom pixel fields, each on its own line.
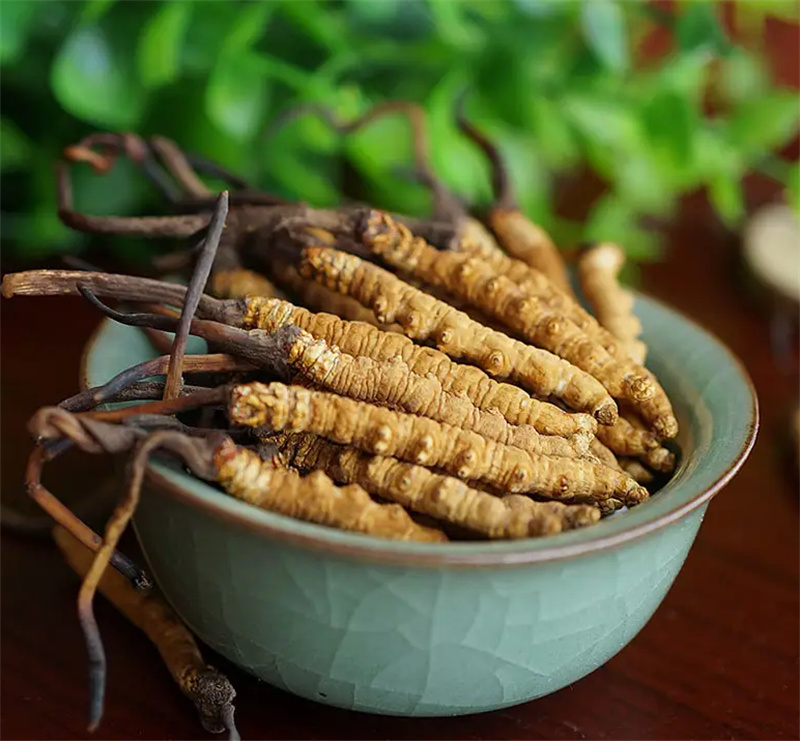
left=83, top=292, right=757, bottom=564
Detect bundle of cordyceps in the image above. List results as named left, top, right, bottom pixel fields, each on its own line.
left=2, top=100, right=679, bottom=737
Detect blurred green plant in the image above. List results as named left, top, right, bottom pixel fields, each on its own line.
left=1, top=0, right=798, bottom=262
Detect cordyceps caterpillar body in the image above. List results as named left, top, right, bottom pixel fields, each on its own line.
left=577, top=242, right=647, bottom=365
left=354, top=210, right=678, bottom=440
left=229, top=381, right=648, bottom=505
left=210, top=267, right=287, bottom=302
left=275, top=432, right=601, bottom=538
left=213, top=437, right=446, bottom=542
left=296, top=246, right=619, bottom=425
left=240, top=296, right=597, bottom=438
left=285, top=328, right=592, bottom=457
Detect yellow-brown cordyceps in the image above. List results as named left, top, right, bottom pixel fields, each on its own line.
left=276, top=432, right=601, bottom=538
left=285, top=328, right=592, bottom=457
left=354, top=210, right=677, bottom=439
left=229, top=381, right=648, bottom=505
left=297, top=246, right=619, bottom=424
left=578, top=242, right=647, bottom=365
left=52, top=525, right=240, bottom=739
left=240, top=296, right=598, bottom=438
left=214, top=437, right=446, bottom=541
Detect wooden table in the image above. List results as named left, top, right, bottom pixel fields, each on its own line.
left=2, top=194, right=798, bottom=740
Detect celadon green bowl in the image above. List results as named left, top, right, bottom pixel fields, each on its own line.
left=82, top=292, right=757, bottom=717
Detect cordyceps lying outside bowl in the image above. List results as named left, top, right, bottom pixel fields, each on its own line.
left=82, top=292, right=757, bottom=717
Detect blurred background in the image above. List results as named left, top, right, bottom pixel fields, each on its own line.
left=1, top=0, right=798, bottom=273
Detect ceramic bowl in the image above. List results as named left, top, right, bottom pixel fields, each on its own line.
left=82, top=293, right=757, bottom=717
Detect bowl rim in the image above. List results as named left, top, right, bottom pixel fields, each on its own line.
left=81, top=290, right=759, bottom=568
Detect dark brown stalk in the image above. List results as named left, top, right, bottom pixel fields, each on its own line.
left=57, top=158, right=210, bottom=237
left=60, top=381, right=206, bottom=412
left=149, top=136, right=213, bottom=199
left=86, top=387, right=229, bottom=424
left=62, top=354, right=252, bottom=413
left=455, top=89, right=516, bottom=211
left=163, top=191, right=229, bottom=401
left=23, top=445, right=151, bottom=589
left=77, top=285, right=300, bottom=378
left=62, top=131, right=184, bottom=203
left=75, top=429, right=221, bottom=731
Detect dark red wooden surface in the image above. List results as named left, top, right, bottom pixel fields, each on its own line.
left=2, top=188, right=798, bottom=741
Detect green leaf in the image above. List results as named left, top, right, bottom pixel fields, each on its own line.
left=427, top=71, right=495, bottom=206
left=585, top=195, right=661, bottom=260
left=717, top=50, right=769, bottom=106
left=676, top=2, right=730, bottom=55
left=708, top=172, right=744, bottom=227
left=205, top=52, right=269, bottom=141
left=641, top=89, right=698, bottom=171
left=0, top=1, right=41, bottom=66
left=614, top=153, right=674, bottom=217
left=280, top=0, right=349, bottom=55
left=223, top=2, right=276, bottom=52
left=51, top=25, right=145, bottom=128
left=426, top=0, right=483, bottom=50
left=728, top=90, right=800, bottom=154
left=584, top=194, right=633, bottom=242
left=580, top=0, right=629, bottom=72
left=562, top=93, right=642, bottom=150
left=512, top=0, right=571, bottom=18
left=0, top=118, right=32, bottom=172
left=80, top=0, right=118, bottom=24
left=651, top=48, right=713, bottom=103
left=528, top=95, right=580, bottom=170
left=137, top=2, right=191, bottom=88
left=345, top=0, right=401, bottom=25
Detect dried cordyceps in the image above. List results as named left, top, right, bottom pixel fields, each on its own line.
left=239, top=296, right=597, bottom=438
left=268, top=259, right=385, bottom=326
left=353, top=210, right=678, bottom=438
left=277, top=432, right=601, bottom=538
left=210, top=267, right=287, bottom=301
left=213, top=437, right=447, bottom=541
left=577, top=242, right=647, bottom=365
left=53, top=526, right=240, bottom=740
left=296, top=246, right=618, bottom=423
left=285, top=328, right=592, bottom=457
left=501, top=494, right=601, bottom=529
left=229, top=381, right=648, bottom=505
left=595, top=414, right=676, bottom=473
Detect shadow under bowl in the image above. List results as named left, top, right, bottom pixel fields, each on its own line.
left=82, top=292, right=757, bottom=717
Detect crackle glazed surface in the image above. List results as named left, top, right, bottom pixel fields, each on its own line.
left=84, top=293, right=757, bottom=716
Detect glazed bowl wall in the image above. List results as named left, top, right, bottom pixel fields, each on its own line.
left=83, top=292, right=757, bottom=716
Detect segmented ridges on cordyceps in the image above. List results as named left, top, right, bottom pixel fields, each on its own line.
left=239, top=296, right=596, bottom=439
left=578, top=242, right=647, bottom=365
left=487, top=208, right=573, bottom=295
left=297, top=246, right=618, bottom=424
left=212, top=437, right=446, bottom=541
left=357, top=209, right=677, bottom=440
left=285, top=328, right=591, bottom=458
left=278, top=432, right=601, bottom=538
left=229, top=382, right=648, bottom=505
left=595, top=414, right=676, bottom=473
